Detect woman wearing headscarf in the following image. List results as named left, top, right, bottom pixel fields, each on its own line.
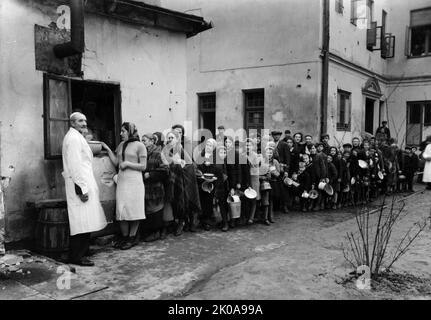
left=140, top=133, right=169, bottom=242
left=101, top=122, right=147, bottom=250
left=197, top=138, right=219, bottom=231
left=259, top=145, right=280, bottom=225
left=244, top=138, right=261, bottom=224
left=162, top=130, right=201, bottom=236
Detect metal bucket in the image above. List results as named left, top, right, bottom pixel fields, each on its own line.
left=227, top=195, right=241, bottom=219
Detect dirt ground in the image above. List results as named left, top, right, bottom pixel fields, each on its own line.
left=1, top=187, right=430, bottom=300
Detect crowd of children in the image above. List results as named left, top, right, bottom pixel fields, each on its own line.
left=134, top=125, right=428, bottom=245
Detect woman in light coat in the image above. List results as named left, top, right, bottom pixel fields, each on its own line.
left=102, top=122, right=147, bottom=250
left=422, top=136, right=431, bottom=189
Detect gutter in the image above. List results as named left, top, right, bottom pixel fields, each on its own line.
left=320, top=0, right=330, bottom=136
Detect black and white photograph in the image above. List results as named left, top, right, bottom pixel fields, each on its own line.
left=1, top=0, right=431, bottom=306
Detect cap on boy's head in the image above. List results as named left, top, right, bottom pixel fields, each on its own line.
left=316, top=142, right=323, bottom=147
left=284, top=130, right=291, bottom=134
left=382, top=121, right=388, bottom=125
left=343, top=143, right=353, bottom=148
left=321, top=133, right=329, bottom=139
left=271, top=130, right=282, bottom=136
left=217, top=125, right=225, bottom=130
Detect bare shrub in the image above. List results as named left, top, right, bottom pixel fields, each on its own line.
left=342, top=195, right=429, bottom=279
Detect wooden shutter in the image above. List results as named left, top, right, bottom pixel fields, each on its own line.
left=405, top=26, right=411, bottom=57
left=43, top=73, right=72, bottom=159
left=367, top=21, right=377, bottom=47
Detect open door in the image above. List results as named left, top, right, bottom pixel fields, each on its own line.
left=365, top=98, right=375, bottom=134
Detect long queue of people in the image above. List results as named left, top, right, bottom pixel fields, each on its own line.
left=98, top=122, right=431, bottom=251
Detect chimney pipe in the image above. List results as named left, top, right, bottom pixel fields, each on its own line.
left=53, top=0, right=85, bottom=58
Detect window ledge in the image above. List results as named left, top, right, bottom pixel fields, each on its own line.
left=407, top=54, right=431, bottom=59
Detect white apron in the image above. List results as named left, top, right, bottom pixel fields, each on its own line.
left=62, top=128, right=107, bottom=236
left=423, top=144, right=431, bottom=183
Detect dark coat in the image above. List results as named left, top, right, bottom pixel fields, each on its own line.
left=144, top=145, right=168, bottom=213
left=276, top=140, right=291, bottom=168
left=310, top=152, right=328, bottom=184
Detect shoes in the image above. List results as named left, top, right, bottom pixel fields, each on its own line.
left=120, top=237, right=137, bottom=250
left=264, top=220, right=270, bottom=226
left=183, top=224, right=190, bottom=232
left=203, top=223, right=211, bottom=231
left=69, top=257, right=94, bottom=267
left=113, top=236, right=126, bottom=249
left=221, top=222, right=229, bottom=232
left=144, top=232, right=160, bottom=242
left=229, top=220, right=235, bottom=229
left=282, top=207, right=289, bottom=214
left=247, top=219, right=254, bottom=225
left=175, top=221, right=185, bottom=236
left=268, top=217, right=275, bottom=223
left=85, top=248, right=98, bottom=257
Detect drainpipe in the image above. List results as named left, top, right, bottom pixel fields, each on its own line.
left=320, top=0, right=330, bottom=136
left=53, top=0, right=85, bottom=58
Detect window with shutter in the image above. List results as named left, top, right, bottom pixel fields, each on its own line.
left=43, top=74, right=72, bottom=159
left=367, top=21, right=377, bottom=50
left=337, top=90, right=351, bottom=131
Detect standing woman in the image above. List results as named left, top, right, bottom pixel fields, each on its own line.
left=422, top=136, right=431, bottom=189
left=141, top=133, right=169, bottom=242
left=245, top=138, right=261, bottom=225
left=102, top=122, right=147, bottom=250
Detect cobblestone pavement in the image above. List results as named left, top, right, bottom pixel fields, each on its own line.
left=1, top=187, right=430, bottom=300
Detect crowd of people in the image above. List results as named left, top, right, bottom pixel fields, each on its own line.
left=62, top=113, right=431, bottom=266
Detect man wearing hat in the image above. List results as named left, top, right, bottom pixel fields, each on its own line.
left=62, top=112, right=107, bottom=266
left=272, top=130, right=290, bottom=213
left=375, top=121, right=391, bottom=144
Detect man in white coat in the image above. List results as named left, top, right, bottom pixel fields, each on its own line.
left=62, top=112, right=107, bottom=266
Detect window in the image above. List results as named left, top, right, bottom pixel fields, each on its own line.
left=351, top=0, right=372, bottom=28
left=244, top=89, right=264, bottom=135
left=43, top=74, right=121, bottom=159
left=424, top=102, right=431, bottom=125
left=337, top=90, right=351, bottom=131
left=335, top=0, right=344, bottom=14
left=43, top=74, right=72, bottom=159
left=198, top=93, right=216, bottom=139
left=406, top=101, right=431, bottom=146
left=406, top=7, right=431, bottom=57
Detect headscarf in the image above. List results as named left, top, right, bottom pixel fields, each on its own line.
left=121, top=122, right=140, bottom=161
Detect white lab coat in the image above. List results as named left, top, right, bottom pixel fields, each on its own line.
left=423, top=144, right=431, bottom=183
left=62, top=128, right=107, bottom=235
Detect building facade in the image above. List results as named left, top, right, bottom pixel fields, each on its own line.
left=163, top=0, right=431, bottom=147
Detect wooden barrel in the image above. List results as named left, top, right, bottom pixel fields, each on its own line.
left=34, top=199, right=69, bottom=259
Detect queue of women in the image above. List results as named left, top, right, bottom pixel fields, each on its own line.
left=98, top=122, right=431, bottom=251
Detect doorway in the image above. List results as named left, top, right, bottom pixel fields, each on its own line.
left=365, top=98, right=376, bottom=134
